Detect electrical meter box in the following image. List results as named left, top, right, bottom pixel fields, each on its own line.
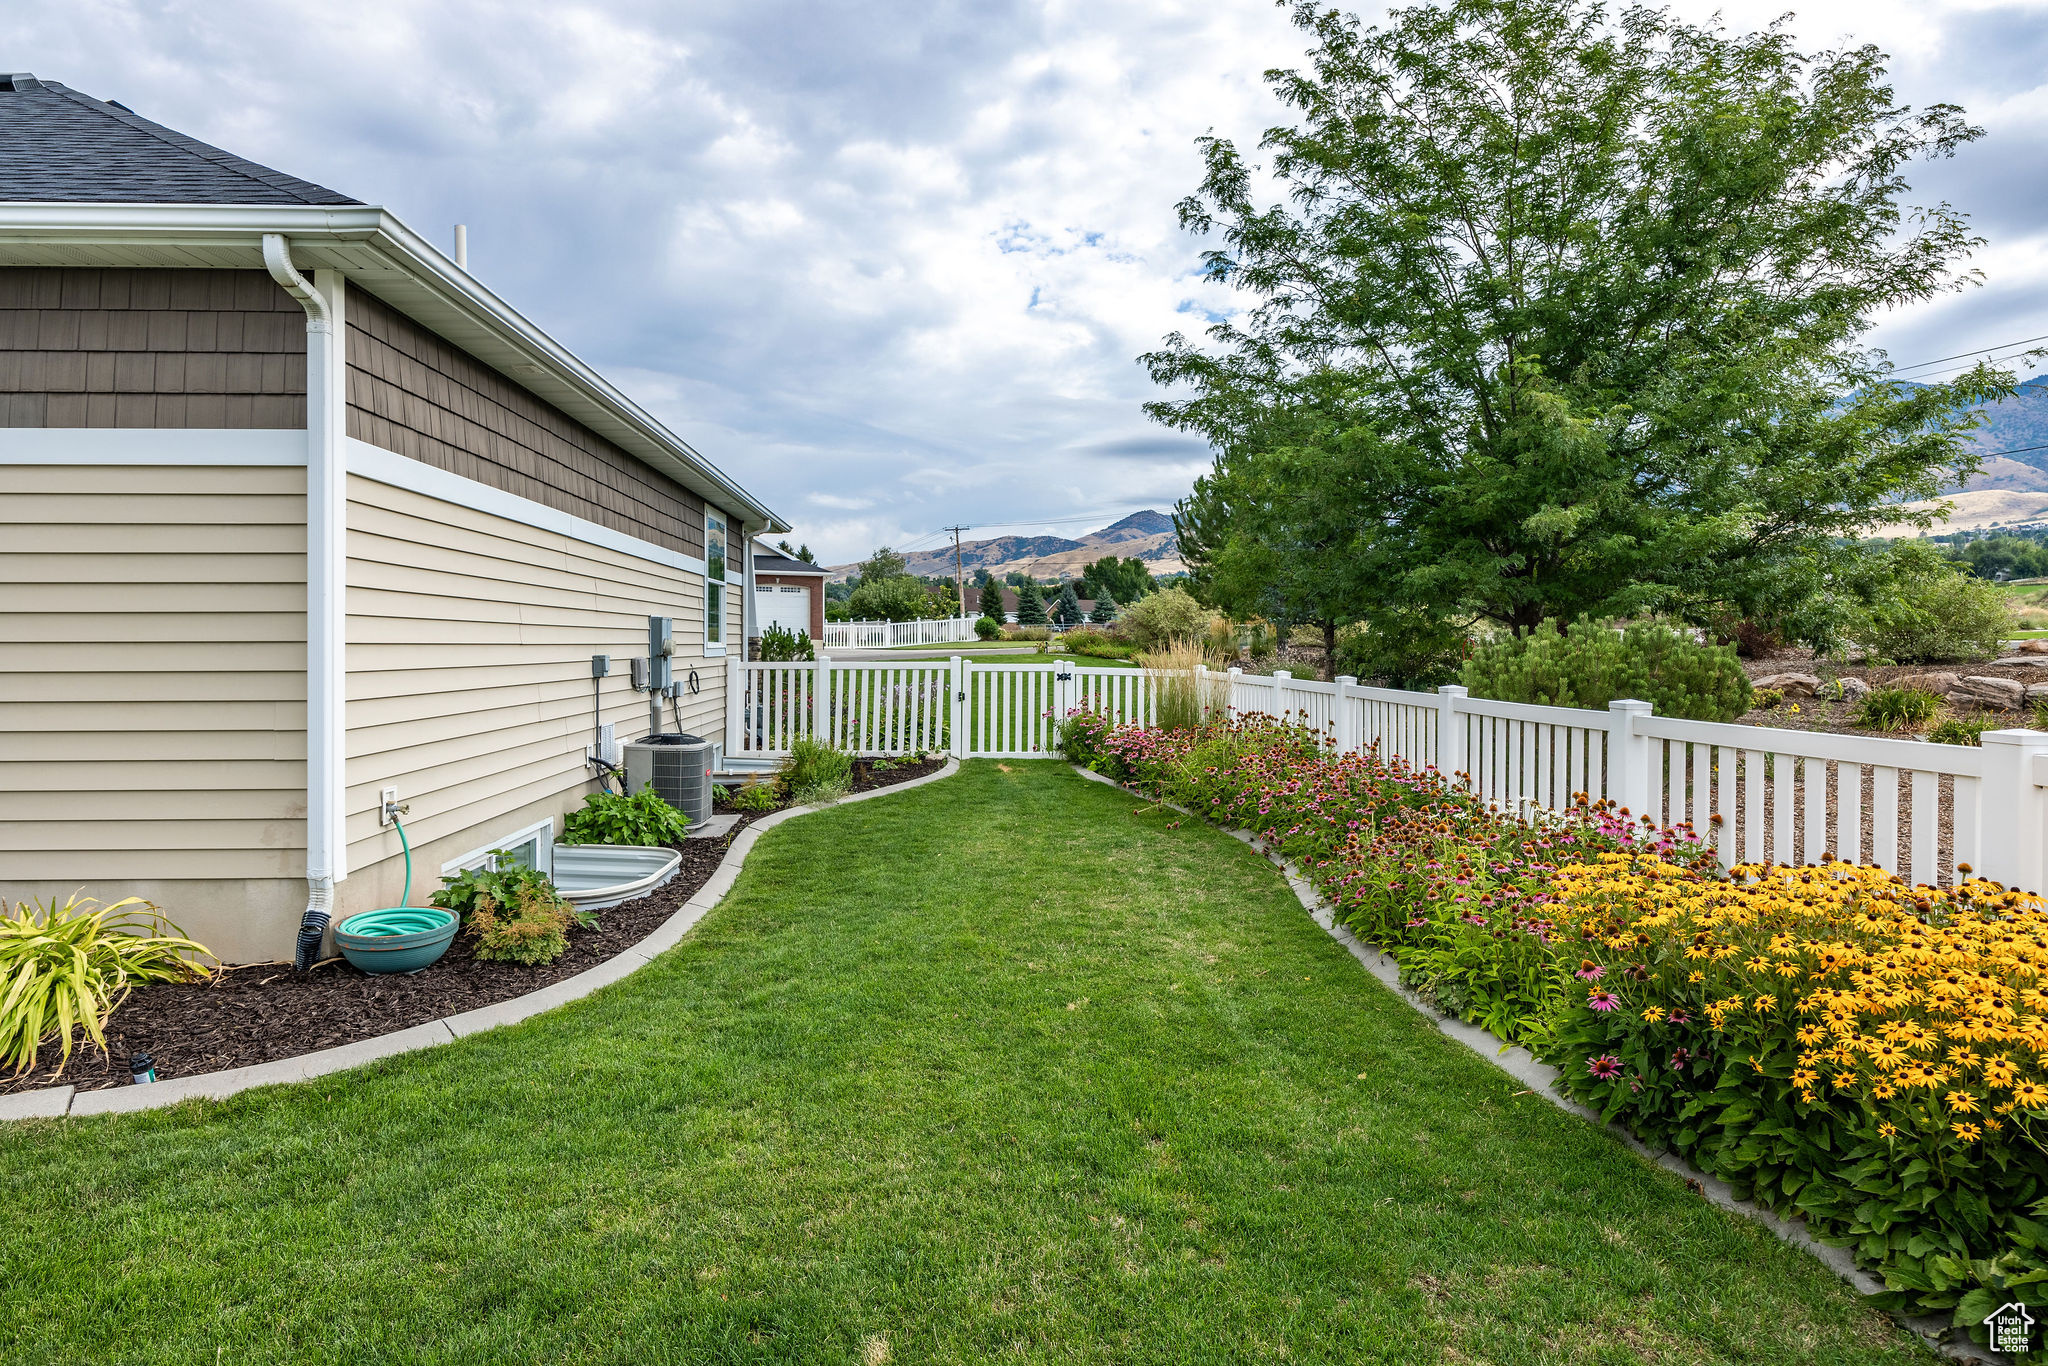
left=647, top=616, right=674, bottom=691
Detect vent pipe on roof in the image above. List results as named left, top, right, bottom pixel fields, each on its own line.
left=454, top=224, right=468, bottom=271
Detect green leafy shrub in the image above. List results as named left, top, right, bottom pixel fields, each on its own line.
left=433, top=858, right=559, bottom=923
left=1336, top=610, right=1468, bottom=689
left=1752, top=687, right=1784, bottom=710
left=1057, top=627, right=1136, bottom=659
left=559, top=787, right=691, bottom=846
left=1853, top=686, right=1941, bottom=733
left=1119, top=586, right=1209, bottom=650
left=0, top=895, right=214, bottom=1075
left=974, top=615, right=1001, bottom=640
left=1855, top=543, right=2013, bottom=663
left=468, top=880, right=586, bottom=966
left=1929, top=714, right=1994, bottom=746
left=1004, top=625, right=1050, bottom=642
left=777, top=737, right=853, bottom=805
left=1459, top=619, right=1751, bottom=721
left=758, top=624, right=814, bottom=661
left=727, top=782, right=778, bottom=812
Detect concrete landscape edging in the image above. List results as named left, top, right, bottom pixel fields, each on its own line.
left=1068, top=763, right=2007, bottom=1366
left=0, top=758, right=963, bottom=1126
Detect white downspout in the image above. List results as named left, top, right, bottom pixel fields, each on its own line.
left=263, top=234, right=348, bottom=969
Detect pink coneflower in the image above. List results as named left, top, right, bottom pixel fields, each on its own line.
left=1587, top=1054, right=1623, bottom=1080
left=1574, top=961, right=1605, bottom=981
left=1588, top=990, right=1620, bottom=1012
left=1667, top=1010, right=1690, bottom=1026
left=1669, top=1047, right=1693, bottom=1072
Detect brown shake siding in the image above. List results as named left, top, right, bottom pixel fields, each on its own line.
left=0, top=267, right=306, bottom=428
left=345, top=288, right=704, bottom=557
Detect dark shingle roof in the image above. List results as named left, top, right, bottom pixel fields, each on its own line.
left=0, top=74, right=358, bottom=205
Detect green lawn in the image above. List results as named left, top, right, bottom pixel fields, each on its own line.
left=0, top=763, right=1921, bottom=1364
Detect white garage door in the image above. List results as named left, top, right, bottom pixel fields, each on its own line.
left=756, top=583, right=812, bottom=637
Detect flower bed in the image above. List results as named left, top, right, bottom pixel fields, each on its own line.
left=1066, top=709, right=2048, bottom=1339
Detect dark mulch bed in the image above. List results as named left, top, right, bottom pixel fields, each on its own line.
left=5, top=756, right=945, bottom=1095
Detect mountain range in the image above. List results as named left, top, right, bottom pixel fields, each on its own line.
left=826, top=509, right=1182, bottom=583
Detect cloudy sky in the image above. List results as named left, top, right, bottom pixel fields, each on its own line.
left=17, top=0, right=2048, bottom=562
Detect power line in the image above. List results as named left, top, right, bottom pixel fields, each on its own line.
left=1889, top=331, right=2048, bottom=376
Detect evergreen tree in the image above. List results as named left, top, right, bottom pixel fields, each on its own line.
left=1053, top=582, right=1084, bottom=626
left=974, top=569, right=1005, bottom=621
left=1090, top=588, right=1120, bottom=624
left=1015, top=579, right=1049, bottom=625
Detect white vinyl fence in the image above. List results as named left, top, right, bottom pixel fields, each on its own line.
left=820, top=617, right=980, bottom=649
left=725, top=657, right=2048, bottom=894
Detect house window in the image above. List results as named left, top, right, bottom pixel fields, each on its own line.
left=441, top=818, right=555, bottom=879
left=705, top=508, right=728, bottom=651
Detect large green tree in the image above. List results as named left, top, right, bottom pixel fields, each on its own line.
left=1147, top=0, right=2018, bottom=643
left=1014, top=580, right=1049, bottom=625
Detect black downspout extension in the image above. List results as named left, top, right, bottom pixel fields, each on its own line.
left=294, top=886, right=331, bottom=971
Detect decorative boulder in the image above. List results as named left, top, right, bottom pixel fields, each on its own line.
left=1834, top=677, right=1872, bottom=701
left=1989, top=656, right=2048, bottom=668
left=1894, top=672, right=1962, bottom=696
left=2016, top=639, right=2048, bottom=655
left=1752, top=671, right=1822, bottom=696
left=2029, top=682, right=2048, bottom=705
left=1953, top=676, right=2026, bottom=710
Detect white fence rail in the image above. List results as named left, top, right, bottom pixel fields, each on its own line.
left=819, top=617, right=979, bottom=650
left=725, top=657, right=2048, bottom=893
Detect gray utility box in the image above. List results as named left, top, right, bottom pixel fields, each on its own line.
left=622, top=732, right=715, bottom=826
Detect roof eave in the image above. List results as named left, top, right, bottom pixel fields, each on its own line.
left=0, top=201, right=788, bottom=534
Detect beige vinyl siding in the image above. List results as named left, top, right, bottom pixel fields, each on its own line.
left=0, top=463, right=307, bottom=961
left=340, top=471, right=722, bottom=915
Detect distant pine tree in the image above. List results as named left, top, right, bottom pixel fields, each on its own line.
left=1015, top=580, right=1049, bottom=625
left=1090, top=588, right=1119, bottom=624
left=1053, top=582, right=1084, bottom=626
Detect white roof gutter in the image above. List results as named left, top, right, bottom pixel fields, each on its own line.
left=0, top=201, right=788, bottom=534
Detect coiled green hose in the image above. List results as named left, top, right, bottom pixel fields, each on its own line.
left=339, top=907, right=449, bottom=937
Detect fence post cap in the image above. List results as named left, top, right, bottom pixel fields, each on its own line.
left=1608, top=698, right=1653, bottom=715
left=1981, top=728, right=2048, bottom=748
left=1273, top=669, right=1292, bottom=680
left=1228, top=666, right=1242, bottom=677
left=1335, top=675, right=1358, bottom=687
left=1436, top=683, right=1468, bottom=698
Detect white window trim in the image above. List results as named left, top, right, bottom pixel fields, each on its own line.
left=705, top=507, right=730, bottom=655
left=439, top=817, right=555, bottom=878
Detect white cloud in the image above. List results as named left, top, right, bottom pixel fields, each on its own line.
left=15, top=0, right=2048, bottom=562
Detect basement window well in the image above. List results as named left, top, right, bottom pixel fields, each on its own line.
left=441, top=818, right=556, bottom=879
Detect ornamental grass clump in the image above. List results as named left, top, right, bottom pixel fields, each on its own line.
left=0, top=895, right=214, bottom=1075
left=1547, top=855, right=2048, bottom=1329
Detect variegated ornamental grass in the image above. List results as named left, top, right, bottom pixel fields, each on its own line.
left=0, top=895, right=213, bottom=1076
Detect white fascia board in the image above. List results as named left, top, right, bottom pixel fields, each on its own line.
left=0, top=202, right=789, bottom=535
left=0, top=428, right=307, bottom=463
left=346, top=437, right=708, bottom=577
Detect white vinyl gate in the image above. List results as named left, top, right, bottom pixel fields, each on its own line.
left=724, top=656, right=2048, bottom=893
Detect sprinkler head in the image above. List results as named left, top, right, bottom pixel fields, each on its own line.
left=130, top=1053, right=156, bottom=1085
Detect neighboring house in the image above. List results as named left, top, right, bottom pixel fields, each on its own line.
left=969, top=586, right=1095, bottom=623
left=751, top=542, right=826, bottom=640
left=0, top=75, right=786, bottom=963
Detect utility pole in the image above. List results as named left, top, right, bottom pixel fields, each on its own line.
left=945, top=525, right=969, bottom=622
